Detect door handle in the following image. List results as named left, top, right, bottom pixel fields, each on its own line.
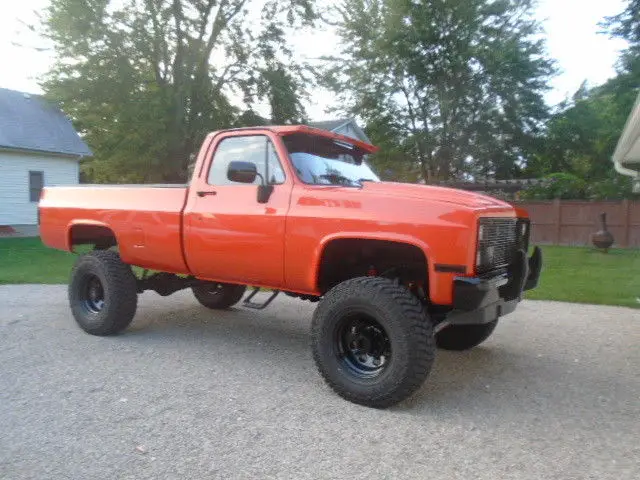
left=196, top=190, right=217, bottom=197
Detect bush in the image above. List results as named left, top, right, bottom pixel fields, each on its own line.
left=520, top=173, right=587, bottom=200
left=586, top=175, right=635, bottom=200
left=520, top=172, right=638, bottom=200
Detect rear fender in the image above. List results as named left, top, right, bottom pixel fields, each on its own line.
left=66, top=220, right=118, bottom=252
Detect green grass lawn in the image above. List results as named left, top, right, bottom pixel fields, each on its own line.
left=1, top=238, right=639, bottom=308
left=0, top=237, right=77, bottom=284
left=525, top=245, right=640, bottom=309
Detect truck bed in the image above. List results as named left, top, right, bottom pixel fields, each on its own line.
left=39, top=185, right=191, bottom=274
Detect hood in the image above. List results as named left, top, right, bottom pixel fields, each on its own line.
left=361, top=181, right=513, bottom=210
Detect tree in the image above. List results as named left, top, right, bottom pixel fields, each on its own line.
left=522, top=81, right=639, bottom=199
left=42, top=0, right=317, bottom=182
left=525, top=89, right=628, bottom=178
left=521, top=0, right=639, bottom=199
left=363, top=116, right=423, bottom=182
left=602, top=0, right=640, bottom=46
left=323, top=0, right=554, bottom=183
left=601, top=0, right=640, bottom=110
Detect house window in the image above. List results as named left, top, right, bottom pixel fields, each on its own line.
left=29, top=171, right=44, bottom=202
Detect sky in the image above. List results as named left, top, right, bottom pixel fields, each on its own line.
left=0, top=0, right=630, bottom=120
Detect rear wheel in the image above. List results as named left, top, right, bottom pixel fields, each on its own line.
left=311, top=277, right=435, bottom=408
left=435, top=319, right=498, bottom=351
left=68, top=250, right=138, bottom=336
left=192, top=282, right=246, bottom=309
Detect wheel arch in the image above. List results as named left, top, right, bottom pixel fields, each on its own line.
left=312, top=233, right=435, bottom=297
left=67, top=220, right=119, bottom=251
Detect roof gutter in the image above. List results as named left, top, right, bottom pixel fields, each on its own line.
left=612, top=92, right=640, bottom=184
left=0, top=145, right=91, bottom=159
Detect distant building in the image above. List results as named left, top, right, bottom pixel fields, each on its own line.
left=0, top=88, right=92, bottom=226
left=308, top=118, right=371, bottom=144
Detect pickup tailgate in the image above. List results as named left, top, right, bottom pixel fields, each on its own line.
left=39, top=185, right=190, bottom=274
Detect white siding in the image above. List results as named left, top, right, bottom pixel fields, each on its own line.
left=0, top=150, right=79, bottom=225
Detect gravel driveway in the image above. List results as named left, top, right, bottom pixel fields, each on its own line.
left=1, top=285, right=638, bottom=479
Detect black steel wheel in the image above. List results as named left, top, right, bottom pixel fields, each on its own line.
left=435, top=319, right=499, bottom=351
left=68, top=250, right=138, bottom=336
left=82, top=274, right=105, bottom=313
left=312, top=277, right=435, bottom=408
left=192, top=282, right=246, bottom=309
left=336, top=314, right=391, bottom=379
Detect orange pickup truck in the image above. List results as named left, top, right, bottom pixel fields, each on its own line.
left=39, top=125, right=541, bottom=408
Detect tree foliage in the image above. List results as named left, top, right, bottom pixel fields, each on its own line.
left=323, top=0, right=554, bottom=183
left=525, top=87, right=630, bottom=180
left=43, top=0, right=317, bottom=182
left=522, top=0, right=640, bottom=199
left=522, top=88, right=637, bottom=199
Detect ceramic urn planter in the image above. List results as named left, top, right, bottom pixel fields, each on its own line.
left=592, top=212, right=614, bottom=252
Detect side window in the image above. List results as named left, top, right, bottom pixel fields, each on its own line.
left=207, top=136, right=286, bottom=186
left=29, top=171, right=44, bottom=202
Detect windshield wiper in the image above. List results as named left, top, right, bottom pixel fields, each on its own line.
left=318, top=173, right=360, bottom=187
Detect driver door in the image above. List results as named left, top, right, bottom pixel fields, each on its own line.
left=183, top=133, right=292, bottom=288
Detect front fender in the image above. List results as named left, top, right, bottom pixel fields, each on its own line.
left=310, top=232, right=437, bottom=297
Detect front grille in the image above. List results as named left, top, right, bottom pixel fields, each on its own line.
left=476, top=218, right=518, bottom=274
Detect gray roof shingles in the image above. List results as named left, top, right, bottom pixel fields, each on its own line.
left=0, top=87, right=92, bottom=157
left=308, top=119, right=351, bottom=132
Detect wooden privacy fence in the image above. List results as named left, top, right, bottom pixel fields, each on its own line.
left=513, top=200, right=640, bottom=248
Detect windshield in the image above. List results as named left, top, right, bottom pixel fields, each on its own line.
left=283, top=133, right=379, bottom=186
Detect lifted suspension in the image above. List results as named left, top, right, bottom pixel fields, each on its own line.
left=136, top=272, right=199, bottom=296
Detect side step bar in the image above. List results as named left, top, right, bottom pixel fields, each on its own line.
left=243, top=288, right=280, bottom=310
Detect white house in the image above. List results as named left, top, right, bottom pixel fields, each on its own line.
left=309, top=118, right=371, bottom=144
left=0, top=88, right=91, bottom=226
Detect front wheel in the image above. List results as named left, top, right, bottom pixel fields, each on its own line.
left=68, top=250, right=138, bottom=336
left=311, top=277, right=435, bottom=408
left=435, top=319, right=499, bottom=351
left=192, top=282, right=246, bottom=309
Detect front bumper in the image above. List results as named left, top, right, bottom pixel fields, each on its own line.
left=445, top=247, right=542, bottom=326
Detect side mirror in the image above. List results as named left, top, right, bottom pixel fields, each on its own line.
left=227, top=161, right=257, bottom=184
